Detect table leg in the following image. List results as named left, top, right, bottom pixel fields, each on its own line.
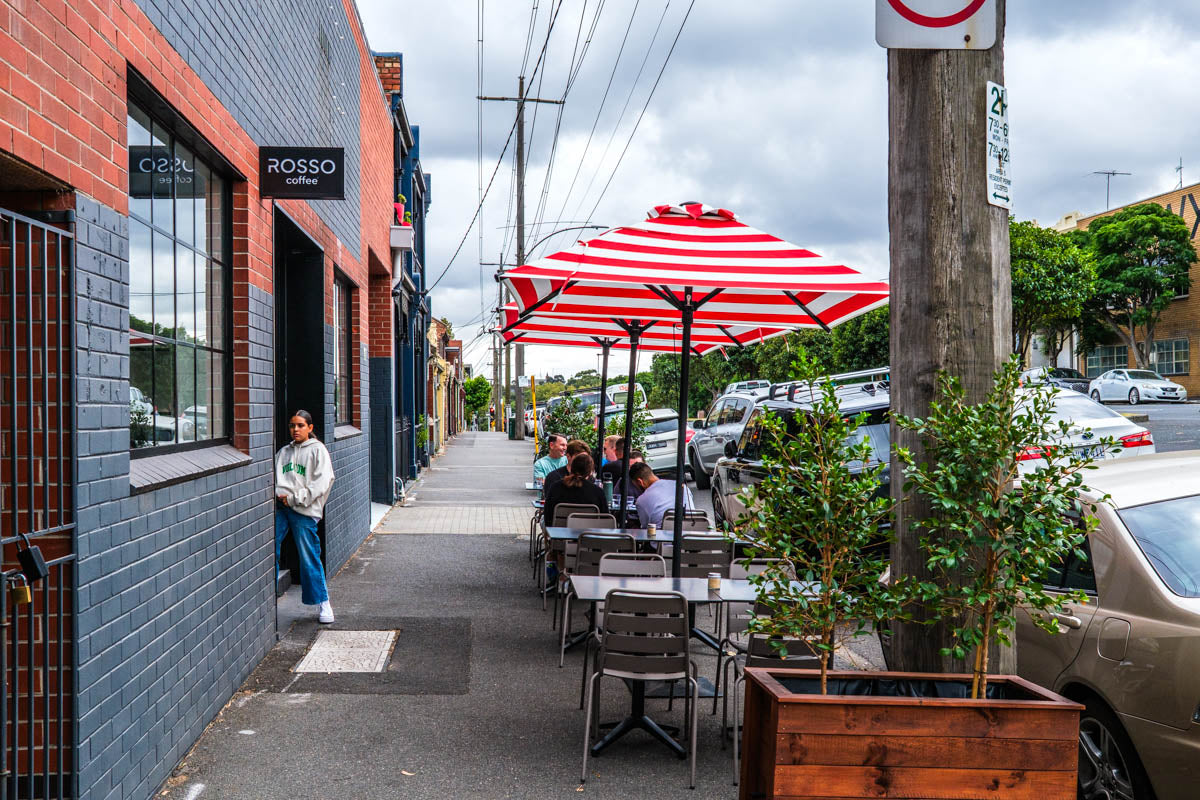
left=590, top=682, right=686, bottom=758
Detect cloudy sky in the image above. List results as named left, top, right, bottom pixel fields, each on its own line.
left=356, top=1, right=1200, bottom=380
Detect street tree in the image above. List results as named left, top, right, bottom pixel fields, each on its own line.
left=463, top=375, right=491, bottom=418
left=830, top=307, right=889, bottom=372
left=1082, top=203, right=1196, bottom=368
left=1010, top=220, right=1095, bottom=364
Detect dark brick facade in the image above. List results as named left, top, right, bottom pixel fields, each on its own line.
left=0, top=0, right=397, bottom=797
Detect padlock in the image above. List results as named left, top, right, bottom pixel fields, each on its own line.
left=16, top=533, right=48, bottom=583
left=9, top=575, right=31, bottom=606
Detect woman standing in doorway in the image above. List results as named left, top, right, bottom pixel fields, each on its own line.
left=275, top=410, right=336, bottom=623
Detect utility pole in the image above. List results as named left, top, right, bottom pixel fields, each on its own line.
left=887, top=1, right=1013, bottom=675
left=480, top=77, right=563, bottom=440
left=1093, top=170, right=1131, bottom=210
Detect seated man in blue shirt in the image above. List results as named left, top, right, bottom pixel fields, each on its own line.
left=630, top=461, right=694, bottom=529
left=533, top=433, right=568, bottom=482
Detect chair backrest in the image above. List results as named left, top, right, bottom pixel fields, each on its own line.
left=575, top=532, right=636, bottom=575
left=598, top=552, right=667, bottom=578
left=565, top=512, right=617, bottom=530
left=552, top=503, right=601, bottom=527
left=662, top=509, right=713, bottom=532
left=599, top=590, right=690, bottom=679
left=677, top=533, right=732, bottom=578
left=729, top=557, right=784, bottom=581
left=724, top=560, right=784, bottom=636
left=745, top=632, right=821, bottom=669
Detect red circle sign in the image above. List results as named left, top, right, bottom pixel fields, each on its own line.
left=887, top=0, right=987, bottom=28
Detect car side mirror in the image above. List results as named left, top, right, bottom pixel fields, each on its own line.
left=724, top=440, right=738, bottom=458
left=692, top=419, right=705, bottom=430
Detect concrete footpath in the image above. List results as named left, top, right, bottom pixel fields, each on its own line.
left=157, top=432, right=747, bottom=799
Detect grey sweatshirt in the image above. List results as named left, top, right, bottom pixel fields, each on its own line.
left=274, top=437, right=335, bottom=519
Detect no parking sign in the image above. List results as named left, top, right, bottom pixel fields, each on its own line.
left=876, top=0, right=997, bottom=49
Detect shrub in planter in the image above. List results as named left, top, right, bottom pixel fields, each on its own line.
left=739, top=356, right=1106, bottom=800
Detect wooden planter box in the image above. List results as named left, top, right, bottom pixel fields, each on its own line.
left=740, top=668, right=1082, bottom=800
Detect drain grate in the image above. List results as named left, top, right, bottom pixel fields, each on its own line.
left=294, top=630, right=398, bottom=673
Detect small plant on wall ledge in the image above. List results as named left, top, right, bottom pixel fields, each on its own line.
left=895, top=355, right=1109, bottom=698
left=403, top=211, right=412, bottom=226
left=737, top=352, right=899, bottom=693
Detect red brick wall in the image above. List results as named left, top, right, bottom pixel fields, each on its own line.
left=0, top=0, right=396, bottom=450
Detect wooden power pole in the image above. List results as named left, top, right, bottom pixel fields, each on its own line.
left=480, top=77, right=563, bottom=440
left=887, top=1, right=1013, bottom=673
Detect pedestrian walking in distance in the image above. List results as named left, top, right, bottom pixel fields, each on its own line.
left=275, top=410, right=336, bottom=623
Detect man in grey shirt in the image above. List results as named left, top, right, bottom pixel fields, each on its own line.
left=630, top=462, right=694, bottom=528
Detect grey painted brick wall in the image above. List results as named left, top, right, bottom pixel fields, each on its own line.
left=322, top=330, right=371, bottom=574
left=74, top=197, right=278, bottom=800
left=131, top=0, right=364, bottom=254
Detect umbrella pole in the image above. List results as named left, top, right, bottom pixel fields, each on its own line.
left=672, top=298, right=693, bottom=577
left=618, top=329, right=640, bottom=530
left=597, top=341, right=610, bottom=467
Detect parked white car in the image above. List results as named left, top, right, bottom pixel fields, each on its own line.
left=1089, top=368, right=1187, bottom=405
left=641, top=408, right=694, bottom=477
left=1016, top=389, right=1154, bottom=473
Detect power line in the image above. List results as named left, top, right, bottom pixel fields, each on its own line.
left=570, top=1, right=672, bottom=225
left=586, top=0, right=696, bottom=223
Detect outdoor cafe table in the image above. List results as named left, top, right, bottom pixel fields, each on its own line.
left=568, top=575, right=812, bottom=755
left=546, top=526, right=670, bottom=544
left=525, top=481, right=539, bottom=491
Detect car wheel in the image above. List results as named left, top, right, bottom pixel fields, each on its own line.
left=1077, top=699, right=1155, bottom=800
left=710, top=483, right=726, bottom=530
left=690, top=450, right=711, bottom=489
left=1127, top=388, right=1140, bottom=406
left=1090, top=390, right=1102, bottom=404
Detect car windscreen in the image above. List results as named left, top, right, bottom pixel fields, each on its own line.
left=1127, top=370, right=1164, bottom=381
left=1045, top=393, right=1123, bottom=422
left=1117, top=495, right=1200, bottom=597
left=648, top=417, right=678, bottom=434
left=575, top=392, right=601, bottom=407
left=1047, top=368, right=1086, bottom=380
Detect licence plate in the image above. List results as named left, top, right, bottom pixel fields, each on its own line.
left=647, top=441, right=668, bottom=450
left=1075, top=445, right=1109, bottom=460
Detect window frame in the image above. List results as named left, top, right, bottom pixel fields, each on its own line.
left=333, top=273, right=354, bottom=426
left=127, top=92, right=234, bottom=458
left=1149, top=337, right=1189, bottom=376
left=1085, top=345, right=1129, bottom=379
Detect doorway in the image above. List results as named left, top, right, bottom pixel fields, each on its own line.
left=272, top=209, right=327, bottom=607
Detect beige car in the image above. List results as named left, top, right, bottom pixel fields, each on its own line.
left=1017, top=451, right=1200, bottom=800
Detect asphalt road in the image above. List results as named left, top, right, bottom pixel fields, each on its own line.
left=1104, top=400, right=1200, bottom=453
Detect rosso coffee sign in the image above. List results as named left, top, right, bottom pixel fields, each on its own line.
left=129, top=146, right=205, bottom=199
left=259, top=147, right=345, bottom=200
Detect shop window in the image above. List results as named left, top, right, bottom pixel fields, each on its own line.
left=1151, top=338, right=1189, bottom=375
left=1085, top=345, right=1128, bottom=378
left=128, top=99, right=231, bottom=452
left=334, top=275, right=354, bottom=425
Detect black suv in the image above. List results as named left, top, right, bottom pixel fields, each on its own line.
left=710, top=381, right=891, bottom=529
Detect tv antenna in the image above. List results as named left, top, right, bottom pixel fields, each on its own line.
left=1176, top=157, right=1184, bottom=190
left=1093, top=170, right=1131, bottom=210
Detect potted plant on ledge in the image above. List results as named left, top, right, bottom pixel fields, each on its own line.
left=393, top=193, right=406, bottom=226
left=740, top=357, right=1105, bottom=800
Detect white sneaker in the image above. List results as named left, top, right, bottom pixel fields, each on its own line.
left=318, top=601, right=335, bottom=624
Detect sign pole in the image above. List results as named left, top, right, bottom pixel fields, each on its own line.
left=886, top=0, right=1013, bottom=674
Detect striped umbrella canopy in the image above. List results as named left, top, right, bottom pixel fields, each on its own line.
left=500, top=202, right=889, bottom=330
left=498, top=202, right=888, bottom=569
left=498, top=304, right=790, bottom=355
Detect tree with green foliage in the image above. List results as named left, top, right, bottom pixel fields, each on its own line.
left=537, top=395, right=594, bottom=458
left=567, top=369, right=601, bottom=390
left=1009, top=219, right=1096, bottom=365
left=1081, top=203, right=1196, bottom=368
left=463, top=375, right=491, bottom=418
left=894, top=357, right=1105, bottom=697
left=739, top=353, right=898, bottom=694
left=829, top=307, right=890, bottom=372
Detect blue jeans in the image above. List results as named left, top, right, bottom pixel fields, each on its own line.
left=275, top=507, right=329, bottom=605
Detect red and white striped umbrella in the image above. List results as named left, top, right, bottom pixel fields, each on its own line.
left=497, top=304, right=789, bottom=356
left=500, top=202, right=888, bottom=329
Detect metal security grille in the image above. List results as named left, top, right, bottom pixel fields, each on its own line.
left=0, top=208, right=75, bottom=799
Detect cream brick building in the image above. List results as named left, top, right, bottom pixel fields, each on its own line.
left=1073, top=182, right=1200, bottom=395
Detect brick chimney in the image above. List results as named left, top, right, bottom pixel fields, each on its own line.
left=373, top=52, right=402, bottom=95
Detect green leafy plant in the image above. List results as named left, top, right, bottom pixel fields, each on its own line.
left=404, top=211, right=412, bottom=225
left=416, top=413, right=428, bottom=449
left=894, top=356, right=1107, bottom=698
left=599, top=407, right=650, bottom=457
left=396, top=193, right=406, bottom=204
left=130, top=403, right=152, bottom=449
left=738, top=353, right=898, bottom=694
left=538, top=395, right=593, bottom=457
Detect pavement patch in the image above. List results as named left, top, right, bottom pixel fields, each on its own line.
left=246, top=616, right=471, bottom=695
left=294, top=629, right=398, bottom=673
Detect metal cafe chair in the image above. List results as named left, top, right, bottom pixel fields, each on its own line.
left=714, top=558, right=787, bottom=715
left=558, top=531, right=634, bottom=666
left=547, top=511, right=616, bottom=624
left=578, top=553, right=668, bottom=707
left=536, top=503, right=600, bottom=611
left=581, top=589, right=699, bottom=789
